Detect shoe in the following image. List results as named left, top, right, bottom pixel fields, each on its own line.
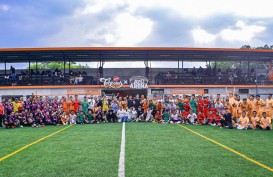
left=20, top=125, right=23, bottom=128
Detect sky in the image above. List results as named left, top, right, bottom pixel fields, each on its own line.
left=1, top=0, right=273, bottom=68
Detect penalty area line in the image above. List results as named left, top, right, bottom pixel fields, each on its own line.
left=177, top=124, right=273, bottom=173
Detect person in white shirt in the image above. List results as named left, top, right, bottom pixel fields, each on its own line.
left=128, top=107, right=137, bottom=122
left=88, top=97, right=96, bottom=111
left=170, top=110, right=181, bottom=124
left=215, top=99, right=224, bottom=114
left=69, top=111, right=77, bottom=124
left=117, top=107, right=126, bottom=122
left=145, top=108, right=153, bottom=122
left=186, top=109, right=197, bottom=124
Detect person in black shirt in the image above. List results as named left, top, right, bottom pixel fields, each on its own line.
left=106, top=106, right=116, bottom=123
left=136, top=106, right=144, bottom=122
left=127, top=95, right=133, bottom=108
left=134, top=94, right=141, bottom=109
left=220, top=107, right=233, bottom=129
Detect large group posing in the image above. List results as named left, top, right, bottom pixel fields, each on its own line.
left=0, top=93, right=272, bottom=130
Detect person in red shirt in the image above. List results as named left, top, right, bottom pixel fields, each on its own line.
left=206, top=110, right=216, bottom=125
left=197, top=110, right=206, bottom=125
left=154, top=110, right=163, bottom=123
left=203, top=96, right=210, bottom=116
left=74, top=95, right=81, bottom=113
left=180, top=110, right=189, bottom=123
left=215, top=111, right=221, bottom=125
left=197, top=96, right=204, bottom=113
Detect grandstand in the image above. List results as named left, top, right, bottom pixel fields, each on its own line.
left=0, top=47, right=272, bottom=98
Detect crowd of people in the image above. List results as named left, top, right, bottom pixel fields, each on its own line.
left=0, top=93, right=272, bottom=130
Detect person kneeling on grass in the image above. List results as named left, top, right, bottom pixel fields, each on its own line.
left=170, top=110, right=181, bottom=124
left=186, top=109, right=197, bottom=124
left=4, top=113, right=16, bottom=128
left=145, top=108, right=153, bottom=122
left=259, top=112, right=272, bottom=130
left=117, top=107, right=126, bottom=122
left=220, top=107, right=233, bottom=129
left=205, top=110, right=217, bottom=126
left=106, top=106, right=116, bottom=123
left=162, top=110, right=170, bottom=123
left=60, top=112, right=68, bottom=125
left=249, top=111, right=260, bottom=130
left=154, top=110, right=163, bottom=123
left=69, top=111, right=77, bottom=124
left=197, top=110, right=206, bottom=125
left=237, top=111, right=249, bottom=130
left=86, top=110, right=94, bottom=124
left=77, top=111, right=85, bottom=124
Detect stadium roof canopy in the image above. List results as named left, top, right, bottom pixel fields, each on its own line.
left=0, top=47, right=273, bottom=63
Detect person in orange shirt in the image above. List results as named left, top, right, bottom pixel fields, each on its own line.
left=18, top=97, right=24, bottom=113
left=247, top=95, right=255, bottom=117
left=265, top=94, right=273, bottom=118
left=249, top=111, right=260, bottom=130
left=142, top=100, right=148, bottom=113
left=156, top=101, right=163, bottom=113
left=239, top=98, right=252, bottom=117
left=231, top=95, right=239, bottom=122
left=224, top=99, right=232, bottom=113
left=259, top=112, right=272, bottom=130
left=237, top=111, right=249, bottom=130
left=68, top=96, right=75, bottom=113
left=253, top=95, right=266, bottom=117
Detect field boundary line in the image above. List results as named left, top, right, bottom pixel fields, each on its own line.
left=177, top=124, right=273, bottom=173
left=0, top=125, right=74, bottom=162
left=118, top=122, right=126, bottom=177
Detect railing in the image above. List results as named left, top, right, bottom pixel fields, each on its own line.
left=0, top=73, right=271, bottom=86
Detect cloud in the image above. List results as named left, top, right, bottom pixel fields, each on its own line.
left=1, top=0, right=273, bottom=49
left=0, top=4, right=9, bottom=12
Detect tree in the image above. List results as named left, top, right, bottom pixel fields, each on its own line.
left=28, top=62, right=90, bottom=70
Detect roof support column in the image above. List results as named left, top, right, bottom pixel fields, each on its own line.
left=63, top=56, right=66, bottom=74
left=4, top=60, right=6, bottom=75
left=36, top=60, right=38, bottom=84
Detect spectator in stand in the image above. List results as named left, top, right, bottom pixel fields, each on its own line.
left=191, top=67, right=197, bottom=76
left=10, top=66, right=16, bottom=86
left=78, top=74, right=83, bottom=85
left=60, top=73, right=65, bottom=84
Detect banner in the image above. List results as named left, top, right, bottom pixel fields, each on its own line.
left=129, top=76, right=149, bottom=89
left=67, top=89, right=101, bottom=95
left=171, top=88, right=204, bottom=95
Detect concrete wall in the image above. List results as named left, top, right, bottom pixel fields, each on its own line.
left=0, top=86, right=271, bottom=101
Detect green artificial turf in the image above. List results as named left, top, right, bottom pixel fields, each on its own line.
left=0, top=123, right=272, bottom=177
left=0, top=124, right=122, bottom=177
left=125, top=123, right=273, bottom=177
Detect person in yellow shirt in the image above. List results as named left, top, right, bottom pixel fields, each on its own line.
left=265, top=94, right=273, bottom=118
left=253, top=95, right=266, bottom=117
left=12, top=98, right=19, bottom=113
left=249, top=111, right=260, bottom=130
left=102, top=98, right=109, bottom=113
left=259, top=112, right=272, bottom=130
left=237, top=111, right=249, bottom=130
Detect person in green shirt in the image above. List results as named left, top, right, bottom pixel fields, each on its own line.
left=86, top=110, right=93, bottom=124
left=82, top=96, right=89, bottom=114
left=176, top=99, right=184, bottom=114
left=162, top=110, right=171, bottom=123
left=77, top=111, right=85, bottom=124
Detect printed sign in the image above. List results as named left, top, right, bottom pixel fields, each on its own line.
left=129, top=76, right=149, bottom=89
left=171, top=88, right=204, bottom=95
left=100, top=76, right=123, bottom=88
left=67, top=90, right=101, bottom=95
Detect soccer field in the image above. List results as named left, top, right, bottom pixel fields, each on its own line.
left=0, top=123, right=272, bottom=177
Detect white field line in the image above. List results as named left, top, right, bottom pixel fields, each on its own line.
left=118, top=122, right=126, bottom=177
